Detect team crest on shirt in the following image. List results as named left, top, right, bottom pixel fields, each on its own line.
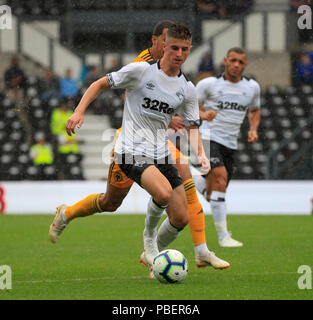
left=114, top=172, right=123, bottom=182
left=146, top=81, right=155, bottom=90
left=210, top=157, right=221, bottom=165
left=176, top=88, right=184, bottom=101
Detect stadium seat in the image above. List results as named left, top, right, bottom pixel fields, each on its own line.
left=10, top=131, right=25, bottom=144
left=282, top=129, right=293, bottom=139
left=2, top=98, right=14, bottom=109
left=284, top=86, right=298, bottom=96
left=238, top=153, right=251, bottom=163
left=280, top=118, right=292, bottom=129
left=48, top=98, right=60, bottom=108
left=4, top=109, right=18, bottom=121
left=25, top=165, right=40, bottom=180
left=288, top=95, right=301, bottom=106
left=65, top=154, right=83, bottom=164
left=43, top=165, right=58, bottom=180
left=7, top=166, right=22, bottom=180
left=301, top=130, right=311, bottom=140
left=292, top=107, right=305, bottom=117
left=265, top=130, right=277, bottom=140
left=2, top=142, right=15, bottom=154
left=275, top=106, right=288, bottom=117
left=261, top=107, right=271, bottom=118
left=300, top=84, right=313, bottom=95
left=65, top=166, right=84, bottom=180
left=277, top=153, right=286, bottom=163
left=265, top=85, right=280, bottom=96
left=271, top=95, right=283, bottom=106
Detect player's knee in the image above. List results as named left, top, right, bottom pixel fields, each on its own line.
left=181, top=214, right=189, bottom=227
left=214, top=175, right=227, bottom=190
left=154, top=188, right=173, bottom=207
left=171, top=214, right=189, bottom=229
left=99, top=193, right=122, bottom=212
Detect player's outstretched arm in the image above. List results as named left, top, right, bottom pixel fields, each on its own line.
left=248, top=108, right=261, bottom=143
left=66, top=77, right=110, bottom=136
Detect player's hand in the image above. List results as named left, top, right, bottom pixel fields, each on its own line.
left=248, top=130, right=258, bottom=143
left=201, top=110, right=217, bottom=121
left=168, top=115, right=185, bottom=131
left=198, top=154, right=211, bottom=175
left=66, top=111, right=84, bottom=136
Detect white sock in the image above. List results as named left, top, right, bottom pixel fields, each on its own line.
left=194, top=243, right=209, bottom=257
left=144, top=197, right=166, bottom=238
left=210, top=191, right=229, bottom=241
left=157, top=217, right=181, bottom=251
left=192, top=174, right=207, bottom=197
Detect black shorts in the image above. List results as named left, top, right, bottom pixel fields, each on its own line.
left=203, top=140, right=236, bottom=183
left=115, top=153, right=183, bottom=190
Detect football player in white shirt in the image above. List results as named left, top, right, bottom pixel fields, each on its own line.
left=53, top=24, right=213, bottom=269
left=194, top=47, right=261, bottom=247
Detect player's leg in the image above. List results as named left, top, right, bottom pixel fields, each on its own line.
left=49, top=161, right=133, bottom=243
left=193, top=140, right=242, bottom=247
left=140, top=165, right=174, bottom=265
left=168, top=140, right=207, bottom=251
left=207, top=165, right=243, bottom=247
left=169, top=141, right=229, bottom=268
left=157, top=183, right=189, bottom=250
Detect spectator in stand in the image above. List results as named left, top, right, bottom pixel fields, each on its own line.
left=225, top=0, right=253, bottom=18
left=39, top=68, right=60, bottom=102
left=30, top=134, right=54, bottom=166
left=85, top=65, right=101, bottom=87
left=296, top=52, right=313, bottom=84
left=60, top=68, right=79, bottom=99
left=4, top=57, right=26, bottom=94
left=79, top=63, right=89, bottom=87
left=107, top=57, right=121, bottom=73
left=197, top=1, right=227, bottom=19
left=50, top=100, right=74, bottom=136
left=4, top=56, right=32, bottom=144
left=58, top=131, right=80, bottom=156
left=196, top=52, right=215, bottom=83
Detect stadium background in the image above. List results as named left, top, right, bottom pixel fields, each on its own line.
left=0, top=0, right=312, bottom=214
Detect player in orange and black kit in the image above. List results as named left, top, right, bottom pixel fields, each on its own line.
left=50, top=20, right=230, bottom=271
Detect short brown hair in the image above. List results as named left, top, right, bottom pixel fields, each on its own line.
left=227, top=47, right=246, bottom=56
left=166, top=23, right=192, bottom=41
left=152, top=20, right=174, bottom=36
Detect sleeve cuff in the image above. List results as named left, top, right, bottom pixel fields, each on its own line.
left=184, top=119, right=200, bottom=127
left=106, top=73, right=115, bottom=88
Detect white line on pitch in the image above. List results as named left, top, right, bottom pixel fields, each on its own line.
left=14, top=272, right=298, bottom=285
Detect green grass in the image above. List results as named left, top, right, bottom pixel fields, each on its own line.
left=0, top=214, right=312, bottom=300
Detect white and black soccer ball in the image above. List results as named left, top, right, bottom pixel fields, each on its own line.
left=152, top=249, right=188, bottom=284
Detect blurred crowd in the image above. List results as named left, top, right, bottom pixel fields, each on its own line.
left=1, top=56, right=90, bottom=180
left=196, top=0, right=253, bottom=20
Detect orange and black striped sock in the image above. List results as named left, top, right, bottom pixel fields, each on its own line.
left=183, top=179, right=206, bottom=246
left=65, top=193, right=102, bottom=221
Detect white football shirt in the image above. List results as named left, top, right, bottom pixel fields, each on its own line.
left=196, top=74, right=261, bottom=149
left=107, top=60, right=200, bottom=159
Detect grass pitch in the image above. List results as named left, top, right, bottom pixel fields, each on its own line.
left=0, top=214, right=312, bottom=300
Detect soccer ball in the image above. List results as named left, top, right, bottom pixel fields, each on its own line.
left=152, top=249, right=188, bottom=284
